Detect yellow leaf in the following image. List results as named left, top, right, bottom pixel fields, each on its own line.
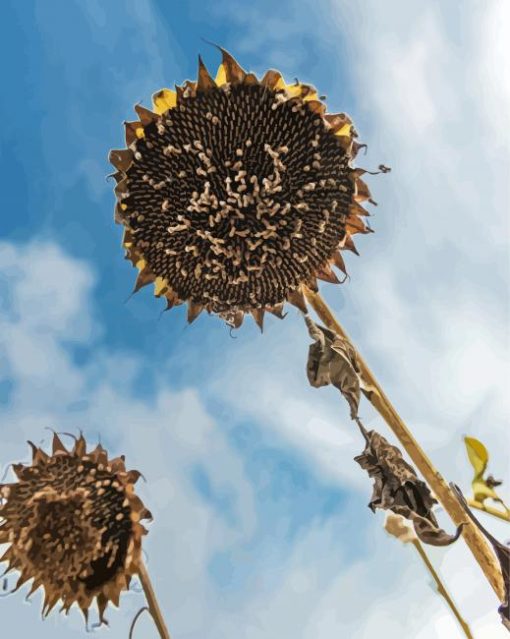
left=472, top=479, right=499, bottom=504
left=464, top=436, right=488, bottom=478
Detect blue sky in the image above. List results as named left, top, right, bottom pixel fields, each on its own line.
left=0, top=1, right=509, bottom=637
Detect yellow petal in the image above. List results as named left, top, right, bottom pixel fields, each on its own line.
left=153, top=276, right=168, bottom=296
left=135, top=258, right=147, bottom=271
left=336, top=123, right=352, bottom=137
left=284, top=83, right=303, bottom=98
left=304, top=93, right=319, bottom=103
left=215, top=63, right=227, bottom=86
left=152, top=88, right=177, bottom=115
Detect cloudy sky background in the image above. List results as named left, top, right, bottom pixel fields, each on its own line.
left=1, top=1, right=509, bottom=637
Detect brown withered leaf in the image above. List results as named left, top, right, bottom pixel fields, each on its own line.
left=452, top=483, right=510, bottom=632
left=304, top=315, right=361, bottom=419
left=354, top=422, right=464, bottom=547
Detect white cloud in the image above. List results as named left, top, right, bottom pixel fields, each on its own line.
left=0, top=241, right=257, bottom=637
left=211, top=0, right=510, bottom=635
left=1, top=1, right=509, bottom=637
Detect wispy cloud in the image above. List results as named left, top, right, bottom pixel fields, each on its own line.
left=1, top=0, right=508, bottom=637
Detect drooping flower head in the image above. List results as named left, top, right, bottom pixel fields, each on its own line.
left=110, top=49, right=382, bottom=328
left=0, top=434, right=151, bottom=622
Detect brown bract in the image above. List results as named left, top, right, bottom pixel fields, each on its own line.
left=109, top=48, right=382, bottom=329
left=354, top=423, right=463, bottom=547
left=0, top=434, right=150, bottom=623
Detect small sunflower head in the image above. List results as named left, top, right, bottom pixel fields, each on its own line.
left=0, top=434, right=151, bottom=622
left=110, top=48, right=384, bottom=329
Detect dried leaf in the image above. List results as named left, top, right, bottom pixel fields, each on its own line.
left=304, top=315, right=360, bottom=419
left=355, top=423, right=464, bottom=547
left=452, top=484, right=510, bottom=632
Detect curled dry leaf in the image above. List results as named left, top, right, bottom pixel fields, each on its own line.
left=452, top=483, right=510, bottom=632
left=354, top=422, right=464, bottom=547
left=304, top=314, right=361, bottom=418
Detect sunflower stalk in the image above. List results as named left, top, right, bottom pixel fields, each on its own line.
left=137, top=561, right=172, bottom=639
left=303, top=286, right=505, bottom=600
left=411, top=538, right=474, bottom=639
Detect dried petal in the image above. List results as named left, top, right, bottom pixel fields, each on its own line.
left=197, top=55, right=216, bottom=91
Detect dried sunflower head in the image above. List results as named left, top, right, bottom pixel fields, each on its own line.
left=0, top=434, right=150, bottom=622
left=109, top=48, right=383, bottom=329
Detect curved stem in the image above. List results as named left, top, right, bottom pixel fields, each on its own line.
left=412, top=539, right=474, bottom=639
left=137, top=561, right=172, bottom=639
left=129, top=607, right=150, bottom=639
left=304, top=286, right=505, bottom=600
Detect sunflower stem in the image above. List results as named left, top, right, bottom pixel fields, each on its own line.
left=137, top=561, right=172, bottom=639
left=412, top=539, right=474, bottom=639
left=468, top=499, right=510, bottom=523
left=303, top=286, right=505, bottom=600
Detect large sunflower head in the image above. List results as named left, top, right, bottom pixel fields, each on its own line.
left=0, top=434, right=150, bottom=622
left=110, top=49, right=382, bottom=329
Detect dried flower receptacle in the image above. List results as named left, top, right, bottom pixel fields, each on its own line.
left=110, top=49, right=380, bottom=328
left=0, top=434, right=151, bottom=623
